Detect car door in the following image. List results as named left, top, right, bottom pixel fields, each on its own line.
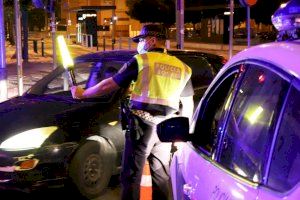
left=181, top=61, right=291, bottom=199
left=215, top=62, right=290, bottom=200
left=178, top=64, right=244, bottom=199
left=259, top=78, right=300, bottom=199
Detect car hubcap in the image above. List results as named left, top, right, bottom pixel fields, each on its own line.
left=83, top=154, right=102, bottom=186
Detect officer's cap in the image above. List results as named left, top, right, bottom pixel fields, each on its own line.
left=132, top=24, right=166, bottom=43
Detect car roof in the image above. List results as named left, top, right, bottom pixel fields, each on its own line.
left=74, top=49, right=225, bottom=64
left=74, top=50, right=137, bottom=63
left=223, top=40, right=300, bottom=78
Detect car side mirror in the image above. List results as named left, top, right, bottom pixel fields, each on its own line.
left=157, top=117, right=190, bottom=142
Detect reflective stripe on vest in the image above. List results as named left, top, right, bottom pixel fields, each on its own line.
left=131, top=52, right=192, bottom=110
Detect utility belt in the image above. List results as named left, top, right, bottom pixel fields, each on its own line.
left=120, top=99, right=142, bottom=141
left=120, top=98, right=178, bottom=140
left=130, top=109, right=167, bottom=125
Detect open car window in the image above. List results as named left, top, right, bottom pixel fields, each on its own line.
left=191, top=66, right=240, bottom=157
left=45, top=62, right=93, bottom=94
left=85, top=60, right=125, bottom=88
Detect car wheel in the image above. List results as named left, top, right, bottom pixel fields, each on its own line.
left=68, top=140, right=112, bottom=199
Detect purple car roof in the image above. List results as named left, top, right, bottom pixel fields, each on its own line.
left=223, top=40, right=300, bottom=78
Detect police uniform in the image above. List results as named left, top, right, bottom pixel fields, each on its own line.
left=68, top=23, right=194, bottom=199
left=113, top=48, right=193, bottom=200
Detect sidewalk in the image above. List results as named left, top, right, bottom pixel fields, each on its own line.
left=5, top=42, right=52, bottom=98
left=5, top=38, right=95, bottom=99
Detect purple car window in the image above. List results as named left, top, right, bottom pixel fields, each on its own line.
left=192, top=67, right=240, bottom=156
left=268, top=82, right=300, bottom=192
left=219, top=64, right=289, bottom=183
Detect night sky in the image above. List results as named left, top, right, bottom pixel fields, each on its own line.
left=185, top=0, right=290, bottom=24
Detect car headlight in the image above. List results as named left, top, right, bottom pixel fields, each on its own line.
left=0, top=126, right=58, bottom=151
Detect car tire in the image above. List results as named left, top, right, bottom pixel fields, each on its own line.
left=68, top=140, right=113, bottom=199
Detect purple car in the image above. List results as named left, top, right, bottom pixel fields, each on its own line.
left=157, top=1, right=300, bottom=199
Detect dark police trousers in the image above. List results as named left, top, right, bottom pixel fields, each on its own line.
left=120, top=115, right=171, bottom=200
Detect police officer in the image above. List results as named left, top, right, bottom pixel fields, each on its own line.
left=71, top=24, right=194, bottom=200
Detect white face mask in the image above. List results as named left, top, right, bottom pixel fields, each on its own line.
left=137, top=37, right=155, bottom=54
left=137, top=42, right=147, bottom=54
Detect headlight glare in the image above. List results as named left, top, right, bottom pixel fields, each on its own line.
left=0, top=126, right=58, bottom=151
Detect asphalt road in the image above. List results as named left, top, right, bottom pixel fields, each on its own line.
left=0, top=175, right=121, bottom=200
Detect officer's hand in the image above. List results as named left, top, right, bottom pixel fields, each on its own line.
left=71, top=86, right=85, bottom=99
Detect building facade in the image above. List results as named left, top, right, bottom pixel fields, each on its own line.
left=59, top=0, right=141, bottom=41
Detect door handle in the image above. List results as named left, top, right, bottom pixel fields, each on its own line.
left=183, top=183, right=194, bottom=198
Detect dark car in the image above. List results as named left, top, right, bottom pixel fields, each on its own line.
left=234, top=28, right=255, bottom=39
left=0, top=49, right=225, bottom=199
left=257, top=31, right=278, bottom=42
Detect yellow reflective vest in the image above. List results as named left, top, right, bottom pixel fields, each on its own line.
left=130, top=52, right=192, bottom=110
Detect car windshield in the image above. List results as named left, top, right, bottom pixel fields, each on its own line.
left=26, top=59, right=129, bottom=103
left=26, top=62, right=92, bottom=96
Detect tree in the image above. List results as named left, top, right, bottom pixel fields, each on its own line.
left=126, top=0, right=175, bottom=26
left=4, top=0, right=59, bottom=60
left=28, top=8, right=46, bottom=31
left=4, top=0, right=32, bottom=60
left=4, top=5, right=14, bottom=45
left=127, top=0, right=290, bottom=25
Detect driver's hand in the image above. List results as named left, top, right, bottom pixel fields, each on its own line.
left=71, top=86, right=85, bottom=99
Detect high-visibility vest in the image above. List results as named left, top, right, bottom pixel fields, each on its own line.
left=130, top=52, right=192, bottom=110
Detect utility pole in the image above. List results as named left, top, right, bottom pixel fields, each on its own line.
left=0, top=0, right=7, bottom=101
left=229, top=0, right=234, bottom=59
left=239, top=0, right=258, bottom=48
left=111, top=0, right=116, bottom=50
left=50, top=0, right=57, bottom=69
left=176, top=0, right=184, bottom=49
left=14, top=0, right=23, bottom=95
left=247, top=6, right=250, bottom=47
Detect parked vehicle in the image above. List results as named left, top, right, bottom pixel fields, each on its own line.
left=0, top=49, right=225, bottom=199
left=157, top=1, right=300, bottom=199
left=234, top=28, right=255, bottom=39
left=257, top=31, right=278, bottom=42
